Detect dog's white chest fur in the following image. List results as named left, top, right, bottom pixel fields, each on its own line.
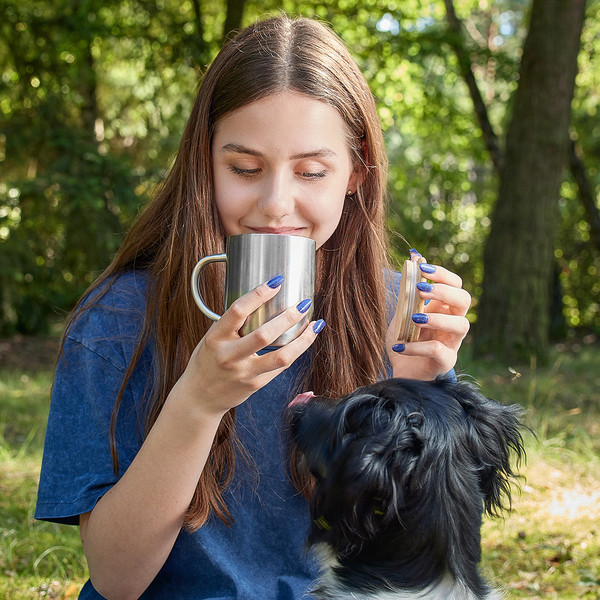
left=312, top=546, right=504, bottom=600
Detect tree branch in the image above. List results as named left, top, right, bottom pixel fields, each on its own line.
left=443, top=0, right=503, bottom=174
left=569, top=134, right=600, bottom=253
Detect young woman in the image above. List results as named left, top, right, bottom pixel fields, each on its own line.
left=36, top=15, right=471, bottom=600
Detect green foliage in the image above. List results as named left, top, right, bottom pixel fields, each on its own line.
left=0, top=137, right=142, bottom=333
left=1, top=0, right=599, bottom=336
left=0, top=0, right=146, bottom=332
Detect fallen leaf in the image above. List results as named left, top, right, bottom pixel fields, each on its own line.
left=62, top=583, right=80, bottom=598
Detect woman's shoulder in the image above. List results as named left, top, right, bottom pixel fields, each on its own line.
left=84, top=270, right=150, bottom=312
left=64, top=270, right=151, bottom=367
left=383, top=267, right=402, bottom=315
left=384, top=267, right=402, bottom=291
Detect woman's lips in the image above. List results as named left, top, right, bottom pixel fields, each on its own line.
left=248, top=227, right=306, bottom=235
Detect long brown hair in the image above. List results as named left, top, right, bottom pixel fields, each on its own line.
left=63, top=15, right=390, bottom=531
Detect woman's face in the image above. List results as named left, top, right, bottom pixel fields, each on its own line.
left=211, top=91, right=360, bottom=249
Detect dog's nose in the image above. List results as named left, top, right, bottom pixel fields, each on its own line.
left=289, top=391, right=314, bottom=407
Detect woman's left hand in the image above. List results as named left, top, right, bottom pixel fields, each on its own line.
left=385, top=261, right=471, bottom=381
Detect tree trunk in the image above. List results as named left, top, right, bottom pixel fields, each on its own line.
left=473, top=0, right=587, bottom=363
left=222, top=0, right=247, bottom=42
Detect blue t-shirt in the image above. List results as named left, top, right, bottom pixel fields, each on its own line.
left=35, top=271, right=319, bottom=599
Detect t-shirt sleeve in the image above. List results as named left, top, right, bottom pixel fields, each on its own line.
left=35, top=278, right=149, bottom=525
left=35, top=334, right=129, bottom=524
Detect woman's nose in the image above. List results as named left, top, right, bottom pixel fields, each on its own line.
left=257, top=172, right=294, bottom=219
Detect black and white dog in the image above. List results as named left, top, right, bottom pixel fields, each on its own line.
left=286, top=377, right=525, bottom=600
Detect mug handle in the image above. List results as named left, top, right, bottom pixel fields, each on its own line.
left=190, top=253, right=227, bottom=321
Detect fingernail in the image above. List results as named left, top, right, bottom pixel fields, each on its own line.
left=297, top=299, right=312, bottom=314
left=409, top=248, right=422, bottom=257
left=419, top=263, right=436, bottom=274
left=313, top=319, right=325, bottom=334
left=416, top=282, right=433, bottom=293
left=412, top=313, right=429, bottom=324
left=267, top=275, right=284, bottom=288
left=392, top=343, right=405, bottom=353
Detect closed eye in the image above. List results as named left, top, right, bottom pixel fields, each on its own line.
left=299, top=171, right=327, bottom=179
left=228, top=165, right=261, bottom=177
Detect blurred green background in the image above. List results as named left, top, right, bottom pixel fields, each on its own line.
left=1, top=0, right=599, bottom=356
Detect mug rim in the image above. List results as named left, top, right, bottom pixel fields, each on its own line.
left=227, top=232, right=315, bottom=246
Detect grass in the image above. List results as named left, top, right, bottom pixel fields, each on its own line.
left=458, top=335, right=600, bottom=599
left=0, top=368, right=88, bottom=600
left=1, top=333, right=599, bottom=599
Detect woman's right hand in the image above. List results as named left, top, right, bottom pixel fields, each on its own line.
left=174, top=277, right=323, bottom=417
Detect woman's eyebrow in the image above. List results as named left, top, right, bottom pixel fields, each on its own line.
left=289, top=148, right=338, bottom=160
left=219, top=143, right=338, bottom=160
left=220, top=143, right=263, bottom=157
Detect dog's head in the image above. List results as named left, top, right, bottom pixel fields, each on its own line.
left=286, top=377, right=525, bottom=570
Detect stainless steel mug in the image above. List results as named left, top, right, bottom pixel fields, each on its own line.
left=191, top=233, right=316, bottom=346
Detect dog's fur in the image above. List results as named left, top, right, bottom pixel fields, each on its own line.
left=286, top=377, right=525, bottom=599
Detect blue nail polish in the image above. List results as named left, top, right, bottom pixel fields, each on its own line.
left=392, top=343, right=405, bottom=353
left=409, top=249, right=422, bottom=257
left=313, top=319, right=325, bottom=334
left=412, top=313, right=429, bottom=324
left=416, top=282, right=433, bottom=293
left=297, top=299, right=312, bottom=313
left=419, top=263, right=436, bottom=274
left=267, top=275, right=284, bottom=288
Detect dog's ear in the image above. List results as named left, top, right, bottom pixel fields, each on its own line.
left=313, top=400, right=426, bottom=551
left=445, top=379, right=525, bottom=517
left=287, top=399, right=338, bottom=480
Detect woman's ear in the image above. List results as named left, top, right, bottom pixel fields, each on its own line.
left=347, top=139, right=369, bottom=194
left=347, top=167, right=364, bottom=195
left=347, top=162, right=367, bottom=196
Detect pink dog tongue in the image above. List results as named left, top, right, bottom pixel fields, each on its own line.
left=289, top=391, right=314, bottom=407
